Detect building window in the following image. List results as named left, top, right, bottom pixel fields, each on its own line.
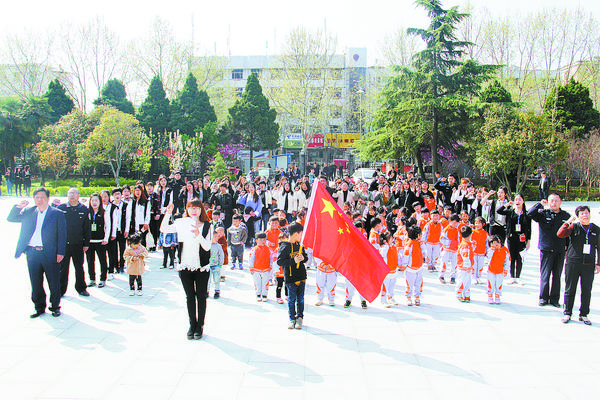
left=251, top=68, right=260, bottom=78
left=235, top=87, right=243, bottom=98
left=329, top=125, right=342, bottom=133
left=232, top=69, right=243, bottom=80
left=333, top=88, right=342, bottom=99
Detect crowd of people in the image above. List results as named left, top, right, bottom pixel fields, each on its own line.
left=7, top=166, right=600, bottom=340
left=1, top=166, right=32, bottom=197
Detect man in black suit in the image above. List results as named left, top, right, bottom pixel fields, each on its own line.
left=539, top=171, right=550, bottom=200
left=7, top=187, right=67, bottom=318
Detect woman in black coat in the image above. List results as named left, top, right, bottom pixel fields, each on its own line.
left=497, top=193, right=531, bottom=284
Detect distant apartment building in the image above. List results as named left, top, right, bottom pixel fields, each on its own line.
left=0, top=64, right=71, bottom=99
left=202, top=47, right=384, bottom=170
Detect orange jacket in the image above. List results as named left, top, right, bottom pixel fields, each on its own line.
left=249, top=245, right=273, bottom=272
left=456, top=239, right=474, bottom=272
left=441, top=225, right=459, bottom=252
left=487, top=246, right=510, bottom=274
left=471, top=229, right=489, bottom=256
left=379, top=244, right=399, bottom=272
left=369, top=229, right=382, bottom=248
left=423, top=221, right=442, bottom=245
left=265, top=228, right=282, bottom=252
left=403, top=239, right=424, bottom=271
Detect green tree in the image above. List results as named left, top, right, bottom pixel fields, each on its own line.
left=545, top=78, right=600, bottom=138
left=78, top=107, right=150, bottom=185
left=472, top=104, right=567, bottom=193
left=44, top=79, right=74, bottom=123
left=480, top=80, right=513, bottom=104
left=93, top=79, right=135, bottom=114
left=136, top=76, right=171, bottom=173
left=209, top=152, right=228, bottom=179
left=170, top=72, right=217, bottom=137
left=228, top=74, right=279, bottom=167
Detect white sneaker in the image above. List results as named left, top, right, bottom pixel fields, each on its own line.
left=262, top=296, right=268, bottom=302
left=288, top=320, right=296, bottom=329
left=329, top=298, right=335, bottom=306
left=315, top=299, right=324, bottom=306
left=129, top=290, right=135, bottom=296
left=295, top=317, right=303, bottom=329
left=137, top=290, right=143, bottom=296
left=108, top=274, right=114, bottom=281
left=388, top=297, right=398, bottom=306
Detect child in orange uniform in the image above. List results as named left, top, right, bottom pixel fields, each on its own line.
left=265, top=216, right=282, bottom=284
left=249, top=232, right=274, bottom=302
left=439, top=214, right=460, bottom=284
left=423, top=210, right=443, bottom=272
left=404, top=226, right=425, bottom=306
left=471, top=217, right=489, bottom=284
left=379, top=232, right=400, bottom=307
left=456, top=225, right=475, bottom=302
left=315, top=258, right=337, bottom=306
left=368, top=217, right=384, bottom=249
left=486, top=235, right=510, bottom=304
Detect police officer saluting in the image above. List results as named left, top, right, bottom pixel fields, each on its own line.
left=53, top=188, right=91, bottom=297
left=557, top=206, right=600, bottom=325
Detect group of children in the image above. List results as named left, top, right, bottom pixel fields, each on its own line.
left=366, top=205, right=513, bottom=306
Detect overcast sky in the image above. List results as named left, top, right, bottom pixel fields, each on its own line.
left=2, top=0, right=598, bottom=64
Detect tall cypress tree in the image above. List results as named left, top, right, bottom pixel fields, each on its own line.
left=93, top=79, right=135, bottom=114
left=45, top=79, right=74, bottom=123
left=228, top=74, right=279, bottom=167
left=170, top=72, right=217, bottom=137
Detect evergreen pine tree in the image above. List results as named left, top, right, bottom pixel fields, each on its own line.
left=170, top=72, right=217, bottom=137
left=93, top=79, right=135, bottom=114
left=45, top=79, right=74, bottom=123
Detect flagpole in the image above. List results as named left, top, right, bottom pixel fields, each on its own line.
left=300, top=181, right=320, bottom=245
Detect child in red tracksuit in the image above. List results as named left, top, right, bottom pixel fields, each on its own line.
left=471, top=217, right=489, bottom=284
left=456, top=225, right=474, bottom=302
left=404, top=225, right=425, bottom=306
left=422, top=210, right=443, bottom=272
left=486, top=235, right=510, bottom=304
left=439, top=214, right=460, bottom=284
left=379, top=232, right=400, bottom=307
left=249, top=232, right=274, bottom=302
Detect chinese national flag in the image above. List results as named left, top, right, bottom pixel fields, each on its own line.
left=302, top=181, right=389, bottom=302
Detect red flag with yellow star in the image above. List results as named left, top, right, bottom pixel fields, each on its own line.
left=302, top=181, right=389, bottom=302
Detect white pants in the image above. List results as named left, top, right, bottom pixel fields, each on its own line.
left=487, top=272, right=504, bottom=297
left=439, top=251, right=457, bottom=278
left=306, top=248, right=317, bottom=269
left=381, top=271, right=398, bottom=302
left=405, top=269, right=423, bottom=298
left=425, top=243, right=441, bottom=266
left=316, top=270, right=337, bottom=300
left=252, top=271, right=271, bottom=296
left=456, top=269, right=471, bottom=297
left=345, top=279, right=365, bottom=301
left=473, top=255, right=486, bottom=280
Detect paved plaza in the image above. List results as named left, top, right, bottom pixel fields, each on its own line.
left=1, top=198, right=600, bottom=399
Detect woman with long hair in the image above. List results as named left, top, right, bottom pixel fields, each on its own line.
left=237, top=182, right=263, bottom=237
left=273, top=180, right=297, bottom=222
left=86, top=193, right=111, bottom=288
left=161, top=199, right=212, bottom=340
left=497, top=192, right=531, bottom=284
left=130, top=184, right=151, bottom=246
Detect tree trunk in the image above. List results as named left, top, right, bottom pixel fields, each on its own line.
left=431, top=107, right=439, bottom=174
left=415, top=148, right=425, bottom=180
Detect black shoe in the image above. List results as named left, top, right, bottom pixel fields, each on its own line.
left=539, top=300, right=548, bottom=306
left=187, top=327, right=194, bottom=340
left=194, top=326, right=203, bottom=340
left=580, top=316, right=592, bottom=325
left=79, top=290, right=90, bottom=297
left=30, top=310, right=45, bottom=318
left=98, top=281, right=105, bottom=288
left=450, top=277, right=456, bottom=284
left=344, top=300, right=351, bottom=308
left=550, top=301, right=561, bottom=308
left=51, top=310, right=61, bottom=317
left=214, top=292, right=220, bottom=299
left=361, top=300, right=368, bottom=309
left=439, top=276, right=446, bottom=284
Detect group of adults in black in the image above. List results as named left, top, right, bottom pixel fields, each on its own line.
left=2, top=165, right=32, bottom=197
left=6, top=167, right=600, bottom=327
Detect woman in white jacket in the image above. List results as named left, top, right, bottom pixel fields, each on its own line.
left=273, top=180, right=297, bottom=222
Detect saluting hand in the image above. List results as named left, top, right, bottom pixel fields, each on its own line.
left=17, top=200, right=29, bottom=209
left=166, top=204, right=174, bottom=214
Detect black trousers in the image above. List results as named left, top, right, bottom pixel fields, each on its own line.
left=129, top=275, right=142, bottom=290
left=563, top=260, right=595, bottom=317
left=179, top=269, right=209, bottom=330
left=26, top=248, right=61, bottom=312
left=86, top=242, right=108, bottom=282
left=507, top=235, right=525, bottom=278
left=163, top=246, right=175, bottom=267
left=108, top=232, right=127, bottom=273
left=60, top=243, right=86, bottom=295
left=539, top=250, right=565, bottom=303
left=149, top=216, right=161, bottom=248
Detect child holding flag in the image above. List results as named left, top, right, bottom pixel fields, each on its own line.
left=277, top=222, right=308, bottom=329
